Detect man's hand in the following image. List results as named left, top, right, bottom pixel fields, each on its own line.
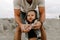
left=33, top=21, right=41, bottom=29
left=20, top=24, right=30, bottom=33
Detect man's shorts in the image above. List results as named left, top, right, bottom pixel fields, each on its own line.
left=20, top=11, right=26, bottom=24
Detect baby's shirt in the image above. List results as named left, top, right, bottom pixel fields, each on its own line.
left=25, top=19, right=38, bottom=30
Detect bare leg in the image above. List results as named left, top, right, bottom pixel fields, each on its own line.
left=29, top=38, right=37, bottom=40
left=14, top=26, right=21, bottom=40
left=40, top=26, right=46, bottom=40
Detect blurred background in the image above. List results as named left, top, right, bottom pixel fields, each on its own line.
left=0, top=0, right=60, bottom=19
left=0, top=0, right=60, bottom=40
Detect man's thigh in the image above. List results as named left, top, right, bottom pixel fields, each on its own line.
left=15, top=26, right=21, bottom=32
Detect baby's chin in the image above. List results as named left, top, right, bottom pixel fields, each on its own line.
left=28, top=20, right=33, bottom=23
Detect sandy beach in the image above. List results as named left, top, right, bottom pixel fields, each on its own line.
left=0, top=18, right=60, bottom=40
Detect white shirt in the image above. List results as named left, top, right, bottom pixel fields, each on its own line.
left=14, top=0, right=45, bottom=12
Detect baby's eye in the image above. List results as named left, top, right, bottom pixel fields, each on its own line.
left=31, top=15, right=34, bottom=16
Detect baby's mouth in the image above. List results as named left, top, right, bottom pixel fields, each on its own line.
left=29, top=18, right=32, bottom=20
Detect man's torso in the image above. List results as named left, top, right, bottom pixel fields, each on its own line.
left=19, top=0, right=38, bottom=12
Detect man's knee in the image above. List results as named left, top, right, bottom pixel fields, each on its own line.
left=14, top=26, right=21, bottom=40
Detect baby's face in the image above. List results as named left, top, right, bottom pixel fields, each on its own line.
left=27, top=11, right=35, bottom=22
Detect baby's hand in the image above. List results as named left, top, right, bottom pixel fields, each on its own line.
left=25, top=25, right=32, bottom=31
left=20, top=24, right=26, bottom=32
left=22, top=24, right=30, bottom=33
left=33, top=21, right=41, bottom=29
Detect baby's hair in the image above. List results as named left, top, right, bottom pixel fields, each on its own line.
left=25, top=10, right=38, bottom=24
left=25, top=10, right=38, bottom=20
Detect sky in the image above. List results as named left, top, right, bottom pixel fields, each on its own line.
left=0, top=0, right=60, bottom=19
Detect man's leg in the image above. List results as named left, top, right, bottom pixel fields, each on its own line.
left=40, top=26, right=46, bottom=40
left=14, top=26, right=21, bottom=40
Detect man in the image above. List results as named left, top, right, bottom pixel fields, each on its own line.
left=14, top=0, right=46, bottom=40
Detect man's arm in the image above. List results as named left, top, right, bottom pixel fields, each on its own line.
left=33, top=7, right=45, bottom=29
left=37, top=0, right=45, bottom=23
left=14, top=9, right=30, bottom=33
left=38, top=7, right=45, bottom=23
left=38, top=7, right=47, bottom=40
left=14, top=0, right=22, bottom=26
left=14, top=9, right=22, bottom=26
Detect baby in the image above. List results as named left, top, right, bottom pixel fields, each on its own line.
left=21, top=10, right=40, bottom=31
left=21, top=10, right=41, bottom=39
